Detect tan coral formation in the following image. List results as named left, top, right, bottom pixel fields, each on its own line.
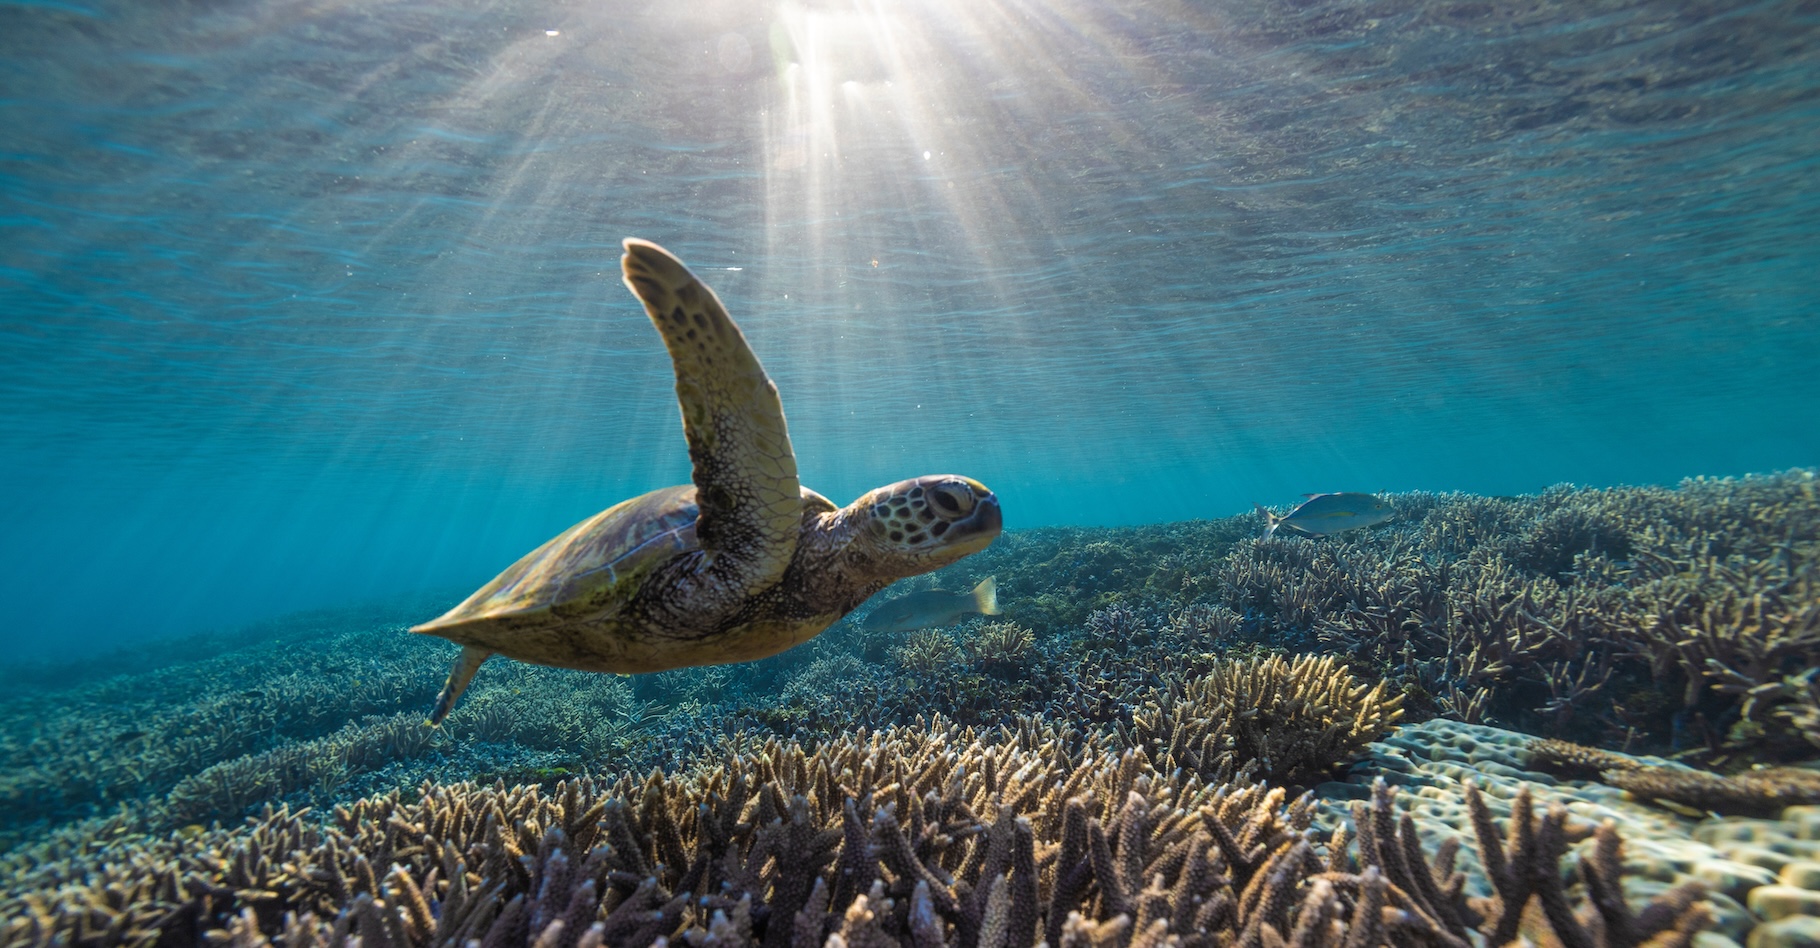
left=1164, top=470, right=1820, bottom=760
left=1131, top=655, right=1405, bottom=787
left=1530, top=739, right=1820, bottom=818
left=1, top=714, right=1712, bottom=948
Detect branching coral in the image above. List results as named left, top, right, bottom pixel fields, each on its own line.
left=1526, top=738, right=1644, bottom=780
left=1193, top=470, right=1820, bottom=757
left=0, top=628, right=447, bottom=844
left=967, top=622, right=1036, bottom=677
left=1775, top=669, right=1820, bottom=751
left=4, top=470, right=1815, bottom=945
left=1130, top=654, right=1405, bottom=788
left=0, top=716, right=1292, bottom=948
left=1166, top=603, right=1244, bottom=646
left=1601, top=765, right=1820, bottom=817
left=1528, top=737, right=1820, bottom=817
left=1079, top=604, right=1157, bottom=651
left=0, top=717, right=1712, bottom=948
left=161, top=713, right=441, bottom=826
left=892, top=630, right=967, bottom=675
left=1457, top=779, right=1710, bottom=948
left=1622, top=550, right=1820, bottom=754
left=0, top=623, right=680, bottom=847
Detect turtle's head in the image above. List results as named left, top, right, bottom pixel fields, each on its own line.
left=850, top=475, right=1001, bottom=576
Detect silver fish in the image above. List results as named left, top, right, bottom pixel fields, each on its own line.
left=862, top=576, right=1001, bottom=634
left=1254, top=493, right=1394, bottom=539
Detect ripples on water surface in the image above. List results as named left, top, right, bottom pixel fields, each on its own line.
left=1, top=0, right=1815, bottom=656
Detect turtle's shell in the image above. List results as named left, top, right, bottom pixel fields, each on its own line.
left=419, top=484, right=701, bottom=637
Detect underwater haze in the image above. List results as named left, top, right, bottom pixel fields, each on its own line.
left=2, top=0, right=1817, bottom=662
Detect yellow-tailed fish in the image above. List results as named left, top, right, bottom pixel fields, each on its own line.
left=862, top=576, right=1000, bottom=634
left=1254, top=493, right=1394, bottom=539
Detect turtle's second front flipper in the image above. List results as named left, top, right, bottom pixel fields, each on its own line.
left=621, top=239, right=802, bottom=604
left=426, top=645, right=490, bottom=727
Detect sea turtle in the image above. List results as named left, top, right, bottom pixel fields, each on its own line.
left=412, top=239, right=1002, bottom=725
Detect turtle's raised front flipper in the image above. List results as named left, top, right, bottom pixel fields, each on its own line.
left=426, top=645, right=490, bottom=727
left=621, top=239, right=802, bottom=598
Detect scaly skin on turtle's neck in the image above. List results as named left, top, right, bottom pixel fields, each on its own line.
left=769, top=477, right=1004, bottom=625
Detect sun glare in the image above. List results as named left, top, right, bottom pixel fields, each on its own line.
left=204, top=0, right=1218, bottom=495
left=750, top=0, right=1184, bottom=486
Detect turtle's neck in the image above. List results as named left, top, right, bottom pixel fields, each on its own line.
left=781, top=501, right=897, bottom=618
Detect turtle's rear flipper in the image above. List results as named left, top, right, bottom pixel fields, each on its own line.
left=427, top=646, right=490, bottom=727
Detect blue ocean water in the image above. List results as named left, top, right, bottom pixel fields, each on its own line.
left=1, top=0, right=1815, bottom=663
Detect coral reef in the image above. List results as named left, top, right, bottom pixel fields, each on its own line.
left=1604, top=766, right=1820, bottom=819
left=1181, top=471, right=1820, bottom=762
left=1327, top=718, right=1809, bottom=943
left=821, top=469, right=1819, bottom=766
left=1531, top=738, right=1820, bottom=817
left=1130, top=655, right=1406, bottom=788
left=0, top=624, right=660, bottom=847
left=1458, top=778, right=1711, bottom=948
left=3, top=471, right=1816, bottom=948
left=0, top=715, right=1710, bottom=948
left=967, top=622, right=1037, bottom=678
left=1527, top=738, right=1647, bottom=781
left=0, top=624, right=446, bottom=845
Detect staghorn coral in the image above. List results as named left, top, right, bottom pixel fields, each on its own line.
left=0, top=621, right=680, bottom=846
left=892, top=630, right=968, bottom=675
left=1597, top=765, right=1820, bottom=817
left=1455, top=779, right=1710, bottom=948
left=1528, top=737, right=1820, bottom=817
left=6, top=471, right=1818, bottom=923
left=0, top=714, right=1713, bottom=948
left=1078, top=603, right=1157, bottom=652
left=967, top=622, right=1037, bottom=678
left=1526, top=738, right=1645, bottom=781
left=1622, top=549, right=1820, bottom=756
left=1775, top=669, right=1820, bottom=751
left=1195, top=470, right=1820, bottom=757
left=0, top=626, right=448, bottom=845
left=160, top=713, right=441, bottom=826
left=1166, top=603, right=1244, bottom=647
left=1130, top=654, right=1406, bottom=788
left=0, top=715, right=1285, bottom=948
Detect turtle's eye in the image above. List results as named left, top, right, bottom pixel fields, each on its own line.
left=929, top=482, right=974, bottom=519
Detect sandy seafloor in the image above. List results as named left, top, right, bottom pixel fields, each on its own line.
left=4, top=472, right=1820, bottom=948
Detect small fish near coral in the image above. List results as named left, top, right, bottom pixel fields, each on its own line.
left=861, top=576, right=1001, bottom=634
left=1254, top=491, right=1394, bottom=539
left=409, top=239, right=1001, bottom=726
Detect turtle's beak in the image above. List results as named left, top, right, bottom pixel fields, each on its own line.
left=968, top=491, right=1001, bottom=535
left=945, top=488, right=1001, bottom=553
